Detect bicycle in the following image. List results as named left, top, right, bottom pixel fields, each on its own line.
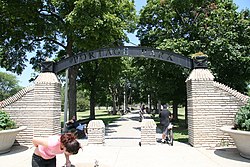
left=166, top=123, right=174, bottom=146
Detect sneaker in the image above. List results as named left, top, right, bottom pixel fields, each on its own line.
left=161, top=139, right=165, bottom=143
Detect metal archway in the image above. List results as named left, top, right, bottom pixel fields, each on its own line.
left=41, top=46, right=208, bottom=124
left=41, top=46, right=208, bottom=73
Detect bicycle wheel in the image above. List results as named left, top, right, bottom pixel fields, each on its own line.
left=168, top=129, right=173, bottom=146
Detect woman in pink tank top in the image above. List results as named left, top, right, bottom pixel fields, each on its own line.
left=32, top=133, right=81, bottom=167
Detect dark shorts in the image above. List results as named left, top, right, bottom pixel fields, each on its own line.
left=163, top=125, right=169, bottom=135
left=161, top=123, right=170, bottom=135
left=32, top=153, right=56, bottom=167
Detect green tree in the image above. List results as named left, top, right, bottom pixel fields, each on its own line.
left=131, top=57, right=188, bottom=119
left=61, top=85, right=90, bottom=114
left=137, top=0, right=250, bottom=95
left=0, top=72, right=22, bottom=101
left=0, top=0, right=137, bottom=119
left=78, top=57, right=125, bottom=119
left=102, top=58, right=125, bottom=115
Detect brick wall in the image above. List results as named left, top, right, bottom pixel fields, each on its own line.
left=0, top=72, right=61, bottom=146
left=1, top=69, right=249, bottom=148
left=186, top=69, right=249, bottom=147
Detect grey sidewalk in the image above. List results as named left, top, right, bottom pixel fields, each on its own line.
left=1, top=110, right=250, bottom=167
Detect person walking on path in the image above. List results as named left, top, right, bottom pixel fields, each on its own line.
left=139, top=104, right=146, bottom=122
left=32, top=133, right=81, bottom=167
left=159, top=104, right=172, bottom=143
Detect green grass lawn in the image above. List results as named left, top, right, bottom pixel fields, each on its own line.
left=61, top=108, right=121, bottom=127
left=78, top=109, right=121, bottom=125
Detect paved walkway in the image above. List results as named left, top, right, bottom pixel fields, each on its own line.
left=1, top=110, right=250, bottom=167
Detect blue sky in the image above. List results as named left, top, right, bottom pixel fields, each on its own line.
left=1, top=0, right=249, bottom=87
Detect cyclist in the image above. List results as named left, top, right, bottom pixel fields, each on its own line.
left=159, top=104, right=172, bottom=143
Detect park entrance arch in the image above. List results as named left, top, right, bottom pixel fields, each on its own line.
left=6, top=46, right=249, bottom=148
left=40, top=46, right=212, bottom=146
left=41, top=46, right=207, bottom=73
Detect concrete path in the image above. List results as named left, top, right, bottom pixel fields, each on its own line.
left=1, top=110, right=250, bottom=167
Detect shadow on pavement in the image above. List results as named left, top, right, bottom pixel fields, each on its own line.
left=127, top=116, right=140, bottom=122
left=105, top=137, right=140, bottom=139
left=0, top=145, right=29, bottom=156
left=133, top=126, right=141, bottom=131
left=105, top=123, right=120, bottom=134
left=214, top=148, right=250, bottom=163
left=106, top=124, right=121, bottom=128
left=105, top=128, right=117, bottom=134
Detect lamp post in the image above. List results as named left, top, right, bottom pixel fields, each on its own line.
left=147, top=94, right=151, bottom=113
left=129, top=85, right=132, bottom=109
left=63, top=68, right=69, bottom=130
left=123, top=90, right=126, bottom=114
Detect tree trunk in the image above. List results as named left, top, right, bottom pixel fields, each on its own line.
left=66, top=38, right=78, bottom=120
left=173, top=100, right=178, bottom=122
left=112, top=94, right=117, bottom=115
left=68, top=66, right=77, bottom=119
left=89, top=89, right=96, bottom=120
left=153, top=100, right=158, bottom=114
left=157, top=100, right=161, bottom=114
left=185, top=99, right=188, bottom=128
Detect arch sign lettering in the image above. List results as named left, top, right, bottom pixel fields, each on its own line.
left=41, top=46, right=207, bottom=73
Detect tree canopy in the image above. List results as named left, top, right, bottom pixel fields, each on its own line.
left=0, top=72, right=22, bottom=101
left=137, top=0, right=250, bottom=94
left=0, top=0, right=137, bottom=118
left=0, top=0, right=137, bottom=71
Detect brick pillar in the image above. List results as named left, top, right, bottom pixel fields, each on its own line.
left=141, top=119, right=156, bottom=145
left=87, top=120, right=105, bottom=144
left=33, top=72, right=61, bottom=137
left=186, top=69, right=216, bottom=147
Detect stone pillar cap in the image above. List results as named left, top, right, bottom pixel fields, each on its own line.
left=34, top=72, right=60, bottom=84
left=141, top=119, right=156, bottom=128
left=186, top=69, right=214, bottom=82
left=88, top=120, right=105, bottom=128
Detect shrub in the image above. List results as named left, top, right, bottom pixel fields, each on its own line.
left=0, top=110, right=16, bottom=131
left=234, top=100, right=250, bottom=131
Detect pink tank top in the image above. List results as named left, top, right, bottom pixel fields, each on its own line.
left=38, top=135, right=64, bottom=159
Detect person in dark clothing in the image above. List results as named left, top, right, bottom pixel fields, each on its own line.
left=139, top=104, right=145, bottom=122
left=159, top=104, right=172, bottom=143
left=68, top=116, right=79, bottom=128
left=65, top=116, right=78, bottom=131
left=65, top=116, right=88, bottom=139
